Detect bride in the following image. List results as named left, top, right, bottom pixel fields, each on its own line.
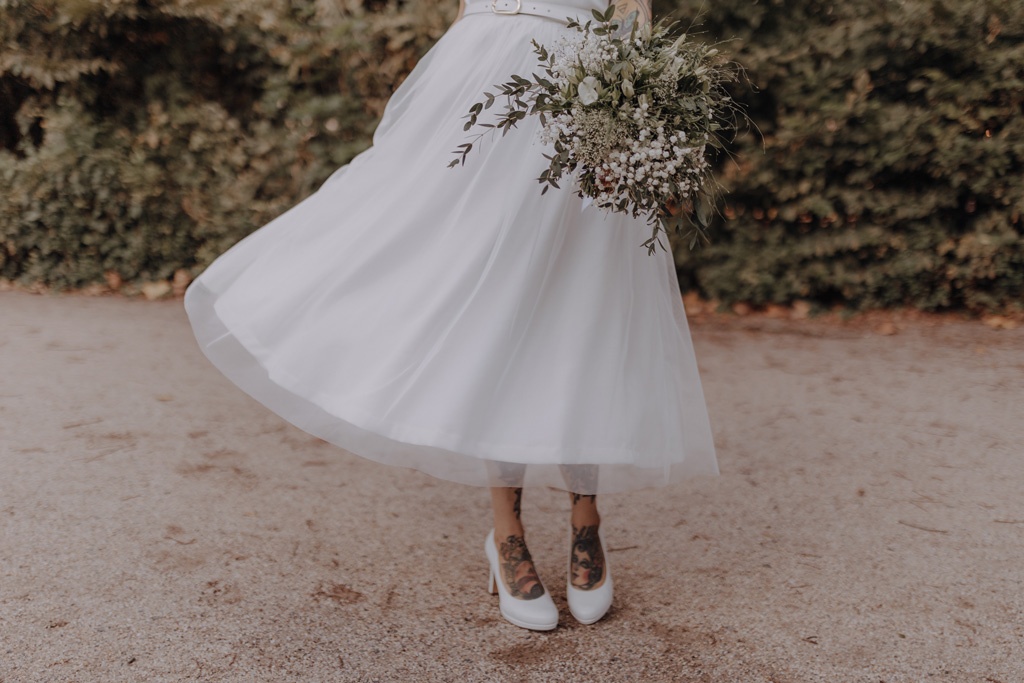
left=184, top=0, right=717, bottom=631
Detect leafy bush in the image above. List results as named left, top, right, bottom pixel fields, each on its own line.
left=2, top=0, right=1022, bottom=311
left=662, top=0, right=1024, bottom=312
left=0, top=0, right=453, bottom=290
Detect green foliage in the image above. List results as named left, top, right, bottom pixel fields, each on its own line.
left=2, top=0, right=1022, bottom=312
left=0, top=0, right=454, bottom=289
left=453, top=10, right=741, bottom=253
left=659, top=0, right=1024, bottom=312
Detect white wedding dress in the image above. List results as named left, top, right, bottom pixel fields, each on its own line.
left=184, top=0, right=718, bottom=494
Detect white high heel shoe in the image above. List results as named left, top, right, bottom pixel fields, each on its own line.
left=485, top=529, right=559, bottom=631
left=566, top=528, right=613, bottom=625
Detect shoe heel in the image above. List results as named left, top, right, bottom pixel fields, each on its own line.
left=488, top=569, right=497, bottom=595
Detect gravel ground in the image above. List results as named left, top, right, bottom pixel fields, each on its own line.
left=1, top=290, right=1022, bottom=682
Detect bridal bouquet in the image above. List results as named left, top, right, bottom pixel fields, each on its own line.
left=449, top=3, right=743, bottom=251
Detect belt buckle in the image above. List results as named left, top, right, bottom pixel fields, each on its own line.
left=491, top=0, right=522, bottom=14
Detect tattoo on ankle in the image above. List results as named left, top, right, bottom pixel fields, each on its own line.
left=512, top=488, right=523, bottom=520
left=570, top=524, right=605, bottom=590
left=499, top=535, right=544, bottom=600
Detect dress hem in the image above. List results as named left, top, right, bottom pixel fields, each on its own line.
left=184, top=278, right=719, bottom=494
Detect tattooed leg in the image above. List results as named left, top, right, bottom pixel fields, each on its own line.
left=490, top=486, right=524, bottom=536
left=487, top=460, right=528, bottom=541
left=567, top=487, right=602, bottom=580
left=489, top=482, right=545, bottom=600
left=487, top=462, right=527, bottom=535
left=498, top=534, right=546, bottom=599
left=570, top=523, right=607, bottom=590
left=561, top=465, right=601, bottom=527
left=559, top=464, right=605, bottom=589
left=560, top=465, right=599, bottom=513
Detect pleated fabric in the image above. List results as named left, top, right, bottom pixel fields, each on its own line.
left=184, top=0, right=718, bottom=494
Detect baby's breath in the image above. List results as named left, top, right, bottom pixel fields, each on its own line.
left=450, top=3, right=744, bottom=252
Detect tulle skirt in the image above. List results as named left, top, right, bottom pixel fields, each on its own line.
left=183, top=0, right=718, bottom=494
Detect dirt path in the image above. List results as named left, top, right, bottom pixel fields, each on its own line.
left=1, top=290, right=1022, bottom=682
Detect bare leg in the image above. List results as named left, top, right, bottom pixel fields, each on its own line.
left=561, top=465, right=607, bottom=591
left=490, top=487, right=545, bottom=599
left=491, top=485, right=525, bottom=540
left=488, top=461, right=544, bottom=600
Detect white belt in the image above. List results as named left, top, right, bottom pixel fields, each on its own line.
left=463, top=0, right=590, bottom=22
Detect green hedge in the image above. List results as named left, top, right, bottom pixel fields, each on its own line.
left=667, top=0, right=1024, bottom=311
left=0, top=0, right=453, bottom=290
left=2, top=0, right=1022, bottom=311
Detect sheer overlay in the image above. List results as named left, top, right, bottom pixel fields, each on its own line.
left=184, top=0, right=718, bottom=494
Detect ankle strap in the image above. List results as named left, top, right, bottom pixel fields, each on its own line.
left=462, top=0, right=591, bottom=22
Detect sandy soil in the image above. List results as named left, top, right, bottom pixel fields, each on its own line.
left=1, top=290, right=1022, bottom=683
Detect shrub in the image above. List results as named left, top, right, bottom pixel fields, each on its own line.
left=2, top=0, right=1022, bottom=312
left=662, top=0, right=1024, bottom=312
left=0, top=0, right=453, bottom=290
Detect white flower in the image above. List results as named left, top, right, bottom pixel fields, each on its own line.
left=578, top=76, right=601, bottom=106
